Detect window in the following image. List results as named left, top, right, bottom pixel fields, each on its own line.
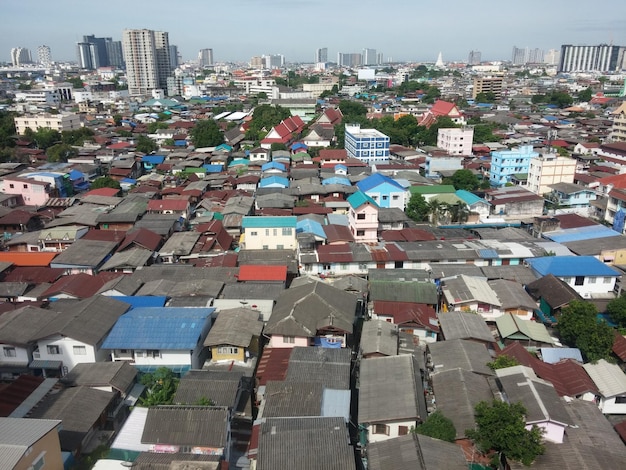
left=3, top=347, right=16, bottom=357
left=250, top=231, right=257, bottom=236
left=23, top=184, right=28, bottom=189
left=575, top=276, right=585, bottom=286
left=265, top=229, right=270, bottom=236
left=9, top=184, right=14, bottom=189
left=398, top=426, right=409, bottom=436
left=604, top=277, right=612, bottom=284
left=357, top=213, right=365, bottom=220
left=32, top=453, right=46, bottom=470
left=323, top=264, right=331, bottom=270
left=392, top=195, right=399, bottom=200
left=135, top=351, right=144, bottom=357
left=147, top=350, right=161, bottom=358
left=277, top=244, right=284, bottom=250
left=217, top=346, right=239, bottom=355
left=282, top=336, right=295, bottom=344
left=262, top=245, right=268, bottom=250
left=73, top=346, right=87, bottom=355
left=47, top=345, right=60, bottom=355
left=615, top=396, right=626, bottom=404
left=373, top=424, right=389, bottom=435
left=282, top=227, right=292, bottom=236
left=588, top=277, right=597, bottom=284
left=356, top=230, right=365, bottom=236
left=382, top=195, right=388, bottom=201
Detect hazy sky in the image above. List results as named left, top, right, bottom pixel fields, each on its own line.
left=2, top=0, right=626, bottom=64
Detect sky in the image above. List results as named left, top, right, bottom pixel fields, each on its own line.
left=2, top=0, right=626, bottom=64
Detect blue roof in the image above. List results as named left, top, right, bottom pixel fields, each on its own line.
left=68, top=170, right=84, bottom=181
left=111, top=296, right=168, bottom=308
left=296, top=219, right=327, bottom=239
left=356, top=173, right=404, bottom=192
left=455, top=190, right=489, bottom=206
left=478, top=249, right=499, bottom=259
left=102, top=307, right=214, bottom=350
left=259, top=175, right=289, bottom=188
left=542, top=225, right=621, bottom=243
left=142, top=155, right=166, bottom=165
left=347, top=191, right=378, bottom=209
left=322, top=176, right=351, bottom=186
left=527, top=256, right=621, bottom=277
left=539, top=347, right=583, bottom=364
left=291, top=142, right=308, bottom=150
left=203, top=164, right=223, bottom=173
left=120, top=178, right=136, bottom=184
left=228, top=158, right=249, bottom=167
left=215, top=143, right=232, bottom=152
left=242, top=216, right=297, bottom=229
left=261, top=161, right=286, bottom=172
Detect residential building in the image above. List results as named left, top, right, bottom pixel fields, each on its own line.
left=37, top=45, right=52, bottom=67
left=345, top=124, right=390, bottom=165
left=198, top=48, right=214, bottom=67
left=472, top=75, right=504, bottom=100
left=490, top=145, right=539, bottom=187
left=204, top=307, right=263, bottom=364
left=437, top=126, right=474, bottom=155
left=122, top=29, right=172, bottom=95
left=363, top=48, right=377, bottom=65
left=356, top=173, right=407, bottom=209
left=559, top=44, right=626, bottom=72
left=548, top=182, right=597, bottom=211
left=583, top=359, right=626, bottom=414
left=512, top=46, right=528, bottom=65
left=240, top=216, right=297, bottom=250
left=315, top=47, right=328, bottom=63
left=337, top=52, right=362, bottom=67
left=10, top=47, right=31, bottom=66
left=0, top=418, right=63, bottom=470
left=527, top=153, right=577, bottom=195
left=168, top=44, right=179, bottom=68
left=484, top=186, right=545, bottom=220
left=610, top=101, right=626, bottom=142
left=468, top=50, right=481, bottom=65
left=14, top=112, right=82, bottom=134
left=0, top=176, right=52, bottom=206
left=347, top=191, right=379, bottom=243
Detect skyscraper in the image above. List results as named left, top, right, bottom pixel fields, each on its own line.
left=511, top=46, right=528, bottom=65
left=122, top=29, right=172, bottom=96
left=559, top=44, right=626, bottom=72
left=77, top=35, right=110, bottom=69
left=106, top=39, right=124, bottom=68
left=363, top=48, right=377, bottom=66
left=337, top=53, right=362, bottom=68
left=10, top=47, right=31, bottom=66
left=468, top=50, right=481, bottom=65
left=37, top=45, right=52, bottom=67
left=169, top=45, right=180, bottom=69
left=198, top=48, right=214, bottom=67
left=315, top=48, right=328, bottom=63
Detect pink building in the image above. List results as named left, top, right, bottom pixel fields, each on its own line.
left=1, top=177, right=51, bottom=206
left=347, top=191, right=379, bottom=243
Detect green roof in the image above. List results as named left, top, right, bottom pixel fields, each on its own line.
left=242, top=216, right=297, bottom=228
left=430, top=193, right=463, bottom=205
left=512, top=173, right=528, bottom=180
left=409, top=185, right=456, bottom=195
left=347, top=191, right=378, bottom=209
left=495, top=313, right=553, bottom=344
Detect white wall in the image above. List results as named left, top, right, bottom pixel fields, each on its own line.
left=36, top=335, right=99, bottom=372
left=557, top=275, right=617, bottom=298
left=366, top=419, right=416, bottom=444
left=599, top=396, right=626, bottom=415
left=0, top=343, right=30, bottom=366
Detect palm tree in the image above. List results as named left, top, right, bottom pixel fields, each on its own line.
left=427, top=199, right=446, bottom=226
left=448, top=202, right=470, bottom=223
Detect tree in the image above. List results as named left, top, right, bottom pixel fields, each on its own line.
left=271, top=143, right=288, bottom=151
left=338, top=100, right=368, bottom=117
left=577, top=87, right=593, bottom=102
left=257, top=92, right=268, bottom=99
left=61, top=127, right=94, bottom=146
left=90, top=176, right=121, bottom=190
left=189, top=119, right=224, bottom=148
left=46, top=143, right=77, bottom=162
left=27, top=127, right=61, bottom=149
left=557, top=300, right=614, bottom=361
left=427, top=199, right=446, bottom=226
left=413, top=411, right=456, bottom=442
left=607, top=295, right=626, bottom=329
left=447, top=169, right=480, bottom=191
left=447, top=202, right=470, bottom=223
left=135, top=135, right=158, bottom=154
left=487, top=355, right=521, bottom=370
left=0, top=111, right=17, bottom=148
left=406, top=193, right=430, bottom=222
left=147, top=121, right=169, bottom=134
left=475, top=91, right=497, bottom=103
left=138, top=367, right=179, bottom=407
left=467, top=400, right=545, bottom=466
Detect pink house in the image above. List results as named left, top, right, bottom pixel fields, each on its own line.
left=347, top=191, right=379, bottom=243
left=1, top=177, right=51, bottom=206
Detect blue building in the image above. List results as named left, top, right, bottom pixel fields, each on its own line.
left=489, top=145, right=538, bottom=187
left=356, top=173, right=407, bottom=209
left=344, top=124, right=390, bottom=166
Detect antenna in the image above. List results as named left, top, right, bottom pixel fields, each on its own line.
left=546, top=129, right=557, bottom=154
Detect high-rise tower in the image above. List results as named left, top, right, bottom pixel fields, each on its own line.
left=122, top=29, right=172, bottom=96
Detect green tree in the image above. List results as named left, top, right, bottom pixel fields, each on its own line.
left=577, top=88, right=593, bottom=102
left=0, top=111, right=17, bottom=148
left=467, top=400, right=545, bottom=466
left=189, top=119, right=224, bottom=148
left=139, top=367, right=179, bottom=407
left=67, top=77, right=84, bottom=89
left=257, top=92, right=268, bottom=99
left=607, top=295, right=626, bottom=329
left=475, top=91, right=497, bottom=103
left=271, top=143, right=288, bottom=151
left=61, top=127, right=94, bottom=146
left=406, top=193, right=430, bottom=222
left=27, top=127, right=61, bottom=149
left=427, top=199, right=447, bottom=226
left=194, top=397, right=216, bottom=406
left=135, top=135, right=158, bottom=154
left=147, top=121, right=169, bottom=134
left=245, top=104, right=291, bottom=142
left=413, top=411, right=456, bottom=442
left=46, top=143, right=77, bottom=163
left=338, top=100, right=368, bottom=117
left=487, top=355, right=521, bottom=370
left=90, top=176, right=121, bottom=190
left=557, top=300, right=614, bottom=361
left=447, top=169, right=480, bottom=191
left=447, top=202, right=470, bottom=223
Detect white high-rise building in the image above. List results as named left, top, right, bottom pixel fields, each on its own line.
left=37, top=45, right=52, bottom=67
left=363, top=48, right=377, bottom=66
left=122, top=29, right=171, bottom=96
left=10, top=47, right=31, bottom=66
left=198, top=48, right=214, bottom=67
left=559, top=44, right=626, bottom=73
left=315, top=48, right=328, bottom=63
left=544, top=49, right=560, bottom=66
left=468, top=50, right=481, bottom=65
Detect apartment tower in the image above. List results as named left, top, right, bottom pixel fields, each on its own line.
left=122, top=29, right=172, bottom=96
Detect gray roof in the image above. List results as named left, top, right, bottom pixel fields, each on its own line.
left=377, top=207, right=410, bottom=224
left=173, top=370, right=243, bottom=408
left=286, top=347, right=352, bottom=390
left=328, top=275, right=368, bottom=295
left=60, top=361, right=137, bottom=394
left=29, top=386, right=115, bottom=451
left=0, top=305, right=54, bottom=346
left=50, top=239, right=118, bottom=268
left=369, top=280, right=438, bottom=304
left=526, top=274, right=581, bottom=309
left=367, top=433, right=468, bottom=470
left=32, top=295, right=130, bottom=345
left=431, top=368, right=494, bottom=440
left=564, top=235, right=626, bottom=256
left=360, top=320, right=399, bottom=357
left=96, top=196, right=147, bottom=223
left=437, top=311, right=494, bottom=343
left=97, top=274, right=143, bottom=296
left=480, top=265, right=538, bottom=285
left=359, top=355, right=425, bottom=423
left=509, top=400, right=626, bottom=469
left=265, top=282, right=357, bottom=337
left=427, top=339, right=494, bottom=376
left=141, top=406, right=228, bottom=448
left=488, top=279, right=538, bottom=310
left=442, top=274, right=501, bottom=307
left=238, top=249, right=299, bottom=274
left=257, top=417, right=355, bottom=470
left=221, top=282, right=285, bottom=300
left=368, top=269, right=431, bottom=282
left=430, top=263, right=484, bottom=279
left=133, top=452, right=220, bottom=470
left=204, top=307, right=263, bottom=347
left=159, top=231, right=201, bottom=256
left=496, top=369, right=571, bottom=426
left=262, top=381, right=324, bottom=418
left=100, top=247, right=153, bottom=271
left=134, top=213, right=179, bottom=235
left=136, top=277, right=224, bottom=298
left=130, top=265, right=238, bottom=284
left=0, top=417, right=61, bottom=469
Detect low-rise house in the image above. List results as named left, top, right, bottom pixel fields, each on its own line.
left=99, top=247, right=153, bottom=272
left=49, top=239, right=119, bottom=275
left=371, top=301, right=439, bottom=343
left=146, top=197, right=191, bottom=220
left=173, top=370, right=246, bottom=413
left=360, top=319, right=399, bottom=358
left=204, top=307, right=263, bottom=364
left=0, top=418, right=63, bottom=470
left=38, top=225, right=89, bottom=252
left=157, top=231, right=201, bottom=263
left=347, top=191, right=379, bottom=243
left=548, top=182, right=597, bottom=210
left=0, top=209, right=43, bottom=234
left=240, top=216, right=297, bottom=250
left=104, top=306, right=214, bottom=373
left=359, top=355, right=426, bottom=444
left=484, top=186, right=545, bottom=220
left=356, top=173, right=408, bottom=209
left=488, top=278, right=537, bottom=320
left=441, top=274, right=502, bottom=320
left=0, top=176, right=52, bottom=206
left=495, top=314, right=555, bottom=349
left=427, top=339, right=494, bottom=376
left=437, top=311, right=495, bottom=345
left=583, top=359, right=626, bottom=414
left=525, top=274, right=581, bottom=322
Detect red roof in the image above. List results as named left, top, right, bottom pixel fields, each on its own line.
left=430, top=100, right=462, bottom=117
left=614, top=420, right=626, bottom=443
left=255, top=347, right=292, bottom=386
left=323, top=225, right=354, bottom=244
left=0, top=210, right=39, bottom=226
left=41, top=273, right=107, bottom=299
left=553, top=214, right=599, bottom=230
left=380, top=228, right=437, bottom=242
left=147, top=199, right=189, bottom=212
left=317, top=243, right=354, bottom=263
left=106, top=142, right=132, bottom=150
left=109, top=167, right=132, bottom=177
left=613, top=331, right=626, bottom=362
left=598, top=172, right=626, bottom=189
left=191, top=253, right=238, bottom=268
left=118, top=228, right=162, bottom=252
left=4, top=266, right=65, bottom=283
left=0, top=252, right=57, bottom=267
left=373, top=301, right=439, bottom=331
left=318, top=149, right=347, bottom=161
left=238, top=265, right=287, bottom=282
left=0, top=375, right=45, bottom=417
left=83, top=187, right=120, bottom=197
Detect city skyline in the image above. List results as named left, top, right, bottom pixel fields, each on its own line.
left=2, top=0, right=626, bottom=64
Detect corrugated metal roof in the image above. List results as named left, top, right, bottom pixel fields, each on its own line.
left=527, top=256, right=621, bottom=277
left=583, top=359, right=626, bottom=397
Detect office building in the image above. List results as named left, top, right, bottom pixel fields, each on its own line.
left=490, top=145, right=538, bottom=187
left=250, top=56, right=264, bottom=68
left=169, top=45, right=180, bottom=69
left=472, top=75, right=504, bottom=100
left=511, top=46, right=528, bottom=65
left=468, top=50, right=481, bottom=65
left=528, top=48, right=544, bottom=64
left=10, top=47, right=31, bottom=66
left=337, top=53, right=362, bottom=68
left=315, top=47, right=328, bottom=63
left=544, top=49, right=560, bottom=66
left=106, top=40, right=124, bottom=68
left=76, top=35, right=109, bottom=69
left=198, top=48, right=214, bottom=67
left=122, top=29, right=172, bottom=96
left=263, top=54, right=284, bottom=69
left=345, top=124, right=390, bottom=165
left=363, top=48, right=377, bottom=66
left=559, top=44, right=626, bottom=73
left=527, top=153, right=576, bottom=195
left=377, top=53, right=384, bottom=65
left=37, top=45, right=52, bottom=67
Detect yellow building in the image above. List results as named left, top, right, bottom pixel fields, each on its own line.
left=204, top=307, right=264, bottom=363
left=0, top=418, right=63, bottom=470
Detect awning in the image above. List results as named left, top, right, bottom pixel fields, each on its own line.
left=123, top=383, right=146, bottom=406
left=29, top=359, right=63, bottom=369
